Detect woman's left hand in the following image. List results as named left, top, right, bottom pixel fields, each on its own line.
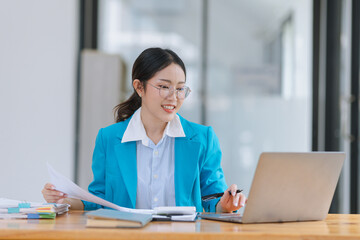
left=216, top=184, right=247, bottom=213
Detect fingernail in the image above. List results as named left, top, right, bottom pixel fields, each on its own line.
left=51, top=186, right=55, bottom=190
left=234, top=202, right=238, bottom=207
left=59, top=193, right=63, bottom=196
left=240, top=204, right=244, bottom=207
left=232, top=191, right=236, bottom=196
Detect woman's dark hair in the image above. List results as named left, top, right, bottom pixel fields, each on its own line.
left=114, top=47, right=186, bottom=122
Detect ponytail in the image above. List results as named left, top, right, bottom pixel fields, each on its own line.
left=113, top=92, right=141, bottom=122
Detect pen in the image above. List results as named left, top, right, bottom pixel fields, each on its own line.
left=201, top=189, right=243, bottom=201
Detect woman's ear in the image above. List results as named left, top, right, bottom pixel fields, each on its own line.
left=133, top=79, right=143, bottom=97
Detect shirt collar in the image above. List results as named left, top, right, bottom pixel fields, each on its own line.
left=121, top=107, right=186, bottom=145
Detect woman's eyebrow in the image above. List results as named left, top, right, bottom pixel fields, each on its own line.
left=158, top=79, right=186, bottom=84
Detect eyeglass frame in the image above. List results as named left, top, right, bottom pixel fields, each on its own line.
left=146, top=82, right=191, bottom=99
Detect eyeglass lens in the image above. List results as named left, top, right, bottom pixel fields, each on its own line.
left=160, top=87, right=189, bottom=99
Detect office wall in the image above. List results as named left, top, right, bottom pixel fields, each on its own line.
left=0, top=0, right=78, bottom=201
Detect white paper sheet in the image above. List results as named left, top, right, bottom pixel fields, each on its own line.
left=0, top=198, right=44, bottom=208
left=47, top=163, right=152, bottom=214
left=46, top=163, right=197, bottom=217
left=152, top=213, right=197, bottom=222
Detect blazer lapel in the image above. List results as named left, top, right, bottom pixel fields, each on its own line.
left=175, top=117, right=200, bottom=206
left=114, top=118, right=137, bottom=208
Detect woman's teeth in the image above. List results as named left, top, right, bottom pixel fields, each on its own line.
left=162, top=105, right=175, bottom=110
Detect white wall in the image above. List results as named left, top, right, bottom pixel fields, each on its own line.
left=0, top=0, right=78, bottom=202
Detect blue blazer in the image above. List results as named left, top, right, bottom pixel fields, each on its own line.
left=82, top=114, right=228, bottom=212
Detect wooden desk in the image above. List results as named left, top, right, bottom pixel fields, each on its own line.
left=0, top=211, right=360, bottom=240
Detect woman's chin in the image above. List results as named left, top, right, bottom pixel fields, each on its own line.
left=158, top=112, right=176, bottom=123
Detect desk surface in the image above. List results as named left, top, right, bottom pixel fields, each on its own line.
left=1, top=211, right=360, bottom=240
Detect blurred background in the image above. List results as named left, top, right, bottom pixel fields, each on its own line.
left=1, top=0, right=359, bottom=214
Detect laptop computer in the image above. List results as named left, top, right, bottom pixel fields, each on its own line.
left=199, top=152, right=345, bottom=224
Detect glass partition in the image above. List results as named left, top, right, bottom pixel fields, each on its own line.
left=206, top=0, right=312, bottom=211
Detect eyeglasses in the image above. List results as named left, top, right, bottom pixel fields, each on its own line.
left=147, top=82, right=191, bottom=99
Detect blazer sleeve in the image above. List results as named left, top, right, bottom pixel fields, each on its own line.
left=82, top=128, right=106, bottom=210
left=200, top=126, right=228, bottom=212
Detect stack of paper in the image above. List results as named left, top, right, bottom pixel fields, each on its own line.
left=152, top=206, right=197, bottom=221
left=0, top=198, right=69, bottom=219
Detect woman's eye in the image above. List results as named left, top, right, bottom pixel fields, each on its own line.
left=177, top=87, right=185, bottom=91
left=159, top=85, right=169, bottom=89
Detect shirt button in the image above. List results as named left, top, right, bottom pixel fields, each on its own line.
left=153, top=174, right=158, bottom=179
left=154, top=197, right=158, bottom=202
left=154, top=150, right=158, bottom=156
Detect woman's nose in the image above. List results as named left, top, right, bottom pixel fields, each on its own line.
left=166, top=88, right=178, bottom=100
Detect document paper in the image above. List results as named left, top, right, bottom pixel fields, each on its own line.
left=47, top=163, right=153, bottom=214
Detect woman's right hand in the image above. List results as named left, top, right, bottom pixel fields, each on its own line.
left=41, top=183, right=68, bottom=203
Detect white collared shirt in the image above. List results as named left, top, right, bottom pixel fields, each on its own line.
left=122, top=108, right=185, bottom=209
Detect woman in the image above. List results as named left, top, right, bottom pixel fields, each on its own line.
left=42, top=47, right=246, bottom=213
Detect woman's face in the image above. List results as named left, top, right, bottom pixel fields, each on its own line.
left=136, top=63, right=186, bottom=124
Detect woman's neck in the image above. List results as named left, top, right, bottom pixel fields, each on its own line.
left=140, top=110, right=167, bottom=145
